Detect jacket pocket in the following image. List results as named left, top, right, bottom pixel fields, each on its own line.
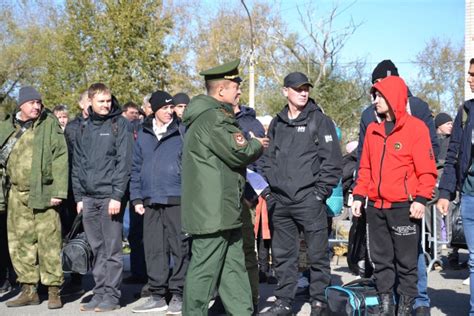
left=403, top=172, right=413, bottom=202
left=42, top=167, right=53, bottom=184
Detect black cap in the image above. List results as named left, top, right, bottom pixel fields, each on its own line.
left=371, top=60, right=399, bottom=83
left=18, top=86, right=42, bottom=107
left=173, top=93, right=190, bottom=105
left=149, top=90, right=174, bottom=113
left=283, top=72, right=313, bottom=88
left=435, top=112, right=453, bottom=128
left=199, top=59, right=242, bottom=83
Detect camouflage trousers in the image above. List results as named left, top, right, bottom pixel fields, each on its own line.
left=7, top=185, right=63, bottom=286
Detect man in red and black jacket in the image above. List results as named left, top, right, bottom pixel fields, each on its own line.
left=351, top=76, right=437, bottom=316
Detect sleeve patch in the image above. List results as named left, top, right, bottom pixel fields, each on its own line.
left=233, top=132, right=248, bottom=147
left=324, top=135, right=333, bottom=142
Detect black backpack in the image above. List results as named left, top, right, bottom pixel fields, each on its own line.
left=61, top=213, right=93, bottom=275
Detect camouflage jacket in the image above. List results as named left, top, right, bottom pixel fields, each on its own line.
left=0, top=110, right=68, bottom=209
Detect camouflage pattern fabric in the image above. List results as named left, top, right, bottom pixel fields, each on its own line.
left=6, top=127, right=34, bottom=191
left=7, top=185, right=63, bottom=286
left=0, top=168, right=6, bottom=212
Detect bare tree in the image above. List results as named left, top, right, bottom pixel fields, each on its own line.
left=412, top=38, right=464, bottom=115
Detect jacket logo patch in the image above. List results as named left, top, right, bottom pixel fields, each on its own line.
left=324, top=135, right=333, bottom=142
left=394, top=142, right=402, bottom=150
left=233, top=133, right=247, bottom=147
left=100, top=133, right=110, bottom=136
left=297, top=126, right=305, bottom=133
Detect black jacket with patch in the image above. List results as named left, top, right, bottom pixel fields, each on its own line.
left=262, top=100, right=342, bottom=205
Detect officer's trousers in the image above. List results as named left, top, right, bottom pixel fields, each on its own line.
left=271, top=195, right=330, bottom=304
left=183, top=228, right=253, bottom=315
left=7, top=185, right=63, bottom=286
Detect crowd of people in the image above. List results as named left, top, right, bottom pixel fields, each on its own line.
left=0, top=57, right=473, bottom=316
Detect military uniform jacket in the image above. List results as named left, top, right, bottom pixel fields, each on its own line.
left=0, top=110, right=68, bottom=209
left=181, top=95, right=263, bottom=235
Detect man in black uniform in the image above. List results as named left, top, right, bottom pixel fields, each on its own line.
left=261, top=72, right=342, bottom=316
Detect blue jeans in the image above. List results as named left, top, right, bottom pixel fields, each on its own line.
left=462, top=194, right=474, bottom=315
left=414, top=243, right=430, bottom=308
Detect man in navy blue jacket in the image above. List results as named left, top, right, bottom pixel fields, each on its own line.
left=355, top=60, right=437, bottom=316
left=438, top=58, right=474, bottom=316
left=130, top=90, right=189, bottom=315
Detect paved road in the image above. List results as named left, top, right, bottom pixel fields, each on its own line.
left=0, top=252, right=470, bottom=315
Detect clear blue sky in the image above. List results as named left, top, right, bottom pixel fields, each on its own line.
left=276, top=0, right=465, bottom=84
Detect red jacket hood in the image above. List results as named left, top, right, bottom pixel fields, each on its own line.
left=372, top=76, right=408, bottom=126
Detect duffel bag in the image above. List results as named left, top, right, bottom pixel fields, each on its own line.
left=325, top=278, right=380, bottom=316
left=450, top=200, right=467, bottom=249
left=61, top=213, right=93, bottom=274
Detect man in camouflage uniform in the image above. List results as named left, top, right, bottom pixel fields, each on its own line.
left=0, top=86, right=68, bottom=309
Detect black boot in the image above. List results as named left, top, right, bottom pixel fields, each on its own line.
left=414, top=306, right=430, bottom=316
left=379, top=293, right=395, bottom=316
left=258, top=299, right=292, bottom=315
left=310, top=300, right=328, bottom=316
left=397, top=295, right=413, bottom=316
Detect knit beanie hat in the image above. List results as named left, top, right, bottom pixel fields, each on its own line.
left=149, top=90, right=174, bottom=113
left=18, top=86, right=42, bottom=107
left=371, top=60, right=399, bottom=83
left=435, top=113, right=453, bottom=128
left=173, top=93, right=190, bottom=105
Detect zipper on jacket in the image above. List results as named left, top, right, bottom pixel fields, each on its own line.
left=403, top=172, right=413, bottom=202
left=404, top=172, right=408, bottom=199
left=377, top=137, right=387, bottom=209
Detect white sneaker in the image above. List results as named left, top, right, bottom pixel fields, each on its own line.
left=463, top=277, right=470, bottom=286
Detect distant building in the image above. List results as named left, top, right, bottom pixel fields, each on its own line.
left=466, top=0, right=474, bottom=100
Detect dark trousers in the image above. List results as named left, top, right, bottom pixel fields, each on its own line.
left=143, top=204, right=189, bottom=297
left=128, top=205, right=146, bottom=278
left=258, top=237, right=271, bottom=274
left=366, top=205, right=420, bottom=298
left=59, top=196, right=82, bottom=285
left=59, top=196, right=77, bottom=238
left=0, top=212, right=15, bottom=282
left=271, top=196, right=330, bottom=303
left=82, top=197, right=123, bottom=304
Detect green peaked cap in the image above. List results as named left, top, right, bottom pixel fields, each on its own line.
left=199, top=59, right=242, bottom=83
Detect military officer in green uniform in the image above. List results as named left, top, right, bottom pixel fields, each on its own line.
left=0, top=87, right=68, bottom=309
left=181, top=60, right=269, bottom=315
